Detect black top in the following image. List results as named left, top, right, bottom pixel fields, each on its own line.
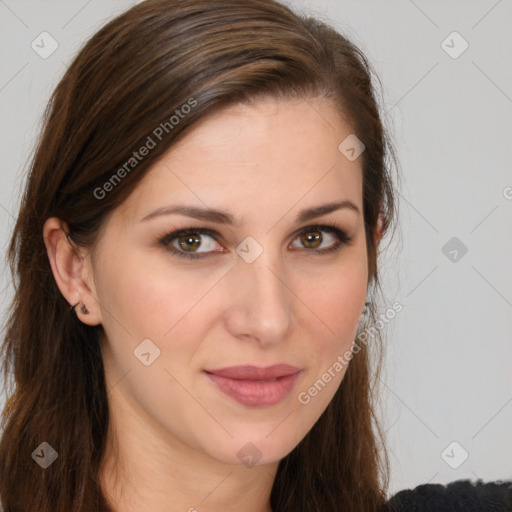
left=385, top=479, right=512, bottom=511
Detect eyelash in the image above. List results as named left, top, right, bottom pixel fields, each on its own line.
left=157, top=221, right=352, bottom=260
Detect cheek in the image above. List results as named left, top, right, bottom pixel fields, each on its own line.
left=310, top=271, right=364, bottom=327
left=292, top=249, right=367, bottom=392
left=97, top=249, right=217, bottom=340
left=291, top=257, right=367, bottom=417
left=297, top=255, right=367, bottom=338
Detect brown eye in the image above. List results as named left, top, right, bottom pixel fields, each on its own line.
left=177, top=233, right=202, bottom=252
left=159, top=228, right=222, bottom=259
left=300, top=230, right=322, bottom=249
left=290, top=224, right=351, bottom=254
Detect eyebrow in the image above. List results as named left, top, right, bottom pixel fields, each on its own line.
left=140, top=200, right=360, bottom=225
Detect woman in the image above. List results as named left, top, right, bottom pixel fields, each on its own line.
left=0, top=0, right=509, bottom=511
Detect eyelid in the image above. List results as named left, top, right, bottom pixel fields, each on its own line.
left=158, top=227, right=226, bottom=253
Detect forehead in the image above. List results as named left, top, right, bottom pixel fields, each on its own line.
left=116, top=96, right=363, bottom=226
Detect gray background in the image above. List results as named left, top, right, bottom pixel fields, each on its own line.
left=1, top=0, right=511, bottom=496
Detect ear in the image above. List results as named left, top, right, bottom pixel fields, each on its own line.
left=42, top=217, right=102, bottom=326
left=375, top=213, right=384, bottom=247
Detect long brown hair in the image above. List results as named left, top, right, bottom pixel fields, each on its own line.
left=0, top=0, right=399, bottom=510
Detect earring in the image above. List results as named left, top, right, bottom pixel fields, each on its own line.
left=363, top=301, right=371, bottom=315
left=70, top=302, right=89, bottom=314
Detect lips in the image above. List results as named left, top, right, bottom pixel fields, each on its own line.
left=205, top=364, right=301, bottom=380
left=204, top=364, right=302, bottom=407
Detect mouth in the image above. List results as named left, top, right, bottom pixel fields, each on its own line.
left=204, top=364, right=302, bottom=407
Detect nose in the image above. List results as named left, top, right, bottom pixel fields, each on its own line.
left=223, top=247, right=293, bottom=347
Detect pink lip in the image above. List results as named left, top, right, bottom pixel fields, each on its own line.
left=204, top=364, right=302, bottom=407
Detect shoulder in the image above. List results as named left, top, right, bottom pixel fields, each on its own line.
left=384, top=479, right=512, bottom=512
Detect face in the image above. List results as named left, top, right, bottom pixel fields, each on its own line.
left=89, top=96, right=368, bottom=468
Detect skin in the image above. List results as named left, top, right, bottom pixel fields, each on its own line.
left=43, top=96, right=380, bottom=512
